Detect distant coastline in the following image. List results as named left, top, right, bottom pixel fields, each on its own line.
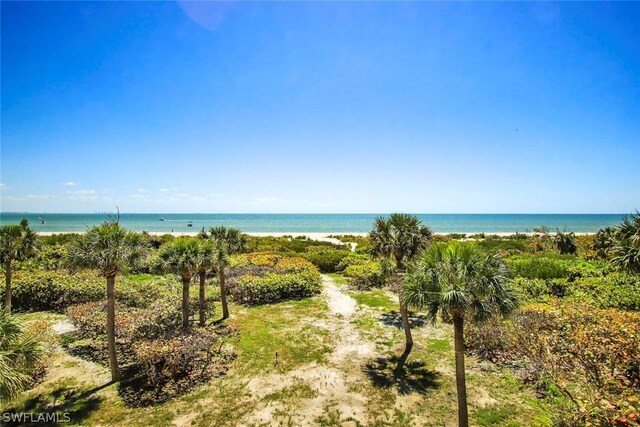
left=0, top=213, right=624, bottom=234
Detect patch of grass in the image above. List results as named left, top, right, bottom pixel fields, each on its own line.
left=16, top=310, right=67, bottom=323
left=315, top=404, right=347, bottom=427
left=232, top=297, right=333, bottom=374
left=264, top=378, right=317, bottom=402
left=352, top=315, right=379, bottom=330
left=326, top=273, right=349, bottom=286
left=475, top=404, right=519, bottom=426
left=125, top=273, right=155, bottom=283
left=190, top=381, right=254, bottom=427
left=427, top=339, right=451, bottom=353
left=349, top=290, right=397, bottom=310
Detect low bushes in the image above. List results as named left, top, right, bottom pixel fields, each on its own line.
left=343, top=261, right=385, bottom=290
left=246, top=236, right=339, bottom=253
left=66, top=295, right=229, bottom=406
left=566, top=273, right=640, bottom=311
left=302, top=249, right=350, bottom=273
left=512, top=277, right=566, bottom=302
left=508, top=255, right=572, bottom=279
left=230, top=252, right=279, bottom=267
left=466, top=302, right=640, bottom=426
left=4, top=270, right=173, bottom=312
left=5, top=270, right=104, bottom=311
left=67, top=297, right=216, bottom=342
left=512, top=272, right=640, bottom=311
left=226, top=253, right=322, bottom=305
left=17, top=244, right=68, bottom=270
left=234, top=271, right=321, bottom=305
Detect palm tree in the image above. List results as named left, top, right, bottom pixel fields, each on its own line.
left=0, top=309, right=43, bottom=401
left=593, top=227, right=617, bottom=259
left=196, top=240, right=217, bottom=326
left=611, top=212, right=640, bottom=273
left=209, top=226, right=247, bottom=319
left=369, top=213, right=432, bottom=371
left=67, top=221, right=147, bottom=381
left=1, top=220, right=38, bottom=314
left=555, top=231, right=577, bottom=255
left=157, top=238, right=200, bottom=330
left=404, top=243, right=517, bottom=427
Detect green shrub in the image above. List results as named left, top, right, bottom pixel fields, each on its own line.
left=274, top=257, right=317, bottom=274
left=246, top=236, right=339, bottom=254
left=303, top=250, right=350, bottom=273
left=232, top=271, right=321, bottom=305
left=230, top=252, right=279, bottom=267
left=566, top=273, right=640, bottom=311
left=512, top=277, right=554, bottom=302
left=508, top=255, right=572, bottom=279
left=344, top=261, right=385, bottom=290
left=3, top=270, right=174, bottom=312
left=17, top=244, right=68, bottom=270
left=67, top=296, right=215, bottom=342
left=5, top=270, right=104, bottom=311
left=39, top=233, right=80, bottom=245
left=336, top=253, right=369, bottom=271
left=477, top=238, right=530, bottom=255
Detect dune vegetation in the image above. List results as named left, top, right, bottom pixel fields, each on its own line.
left=1, top=213, right=639, bottom=426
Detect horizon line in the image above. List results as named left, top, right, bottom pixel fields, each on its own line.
left=0, top=212, right=631, bottom=216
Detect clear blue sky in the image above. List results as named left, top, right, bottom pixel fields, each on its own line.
left=1, top=1, right=638, bottom=214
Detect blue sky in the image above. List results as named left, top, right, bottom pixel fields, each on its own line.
left=1, top=1, right=639, bottom=214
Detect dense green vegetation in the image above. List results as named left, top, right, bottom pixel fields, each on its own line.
left=1, top=212, right=639, bottom=426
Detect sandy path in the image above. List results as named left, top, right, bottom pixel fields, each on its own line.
left=323, top=275, right=357, bottom=317
left=246, top=275, right=374, bottom=426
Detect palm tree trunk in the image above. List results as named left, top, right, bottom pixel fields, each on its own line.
left=4, top=259, right=12, bottom=314
left=106, top=275, right=120, bottom=382
left=182, top=276, right=190, bottom=330
left=198, top=271, right=206, bottom=327
left=453, top=312, right=469, bottom=427
left=219, top=267, right=229, bottom=320
left=395, top=298, right=413, bottom=373
left=394, top=259, right=413, bottom=373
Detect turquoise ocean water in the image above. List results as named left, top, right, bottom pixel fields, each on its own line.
left=0, top=213, right=626, bottom=234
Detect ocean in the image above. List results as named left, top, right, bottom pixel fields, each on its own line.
left=0, top=213, right=626, bottom=234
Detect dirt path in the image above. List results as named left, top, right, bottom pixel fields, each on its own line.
left=246, top=275, right=374, bottom=426
left=323, top=275, right=357, bottom=316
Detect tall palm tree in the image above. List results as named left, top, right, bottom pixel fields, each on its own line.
left=0, top=309, right=43, bottom=401
left=196, top=240, right=216, bottom=327
left=1, top=220, right=38, bottom=313
left=209, top=226, right=247, bottom=319
left=611, top=212, right=640, bottom=274
left=369, top=213, right=432, bottom=371
left=67, top=221, right=147, bottom=381
left=157, top=238, right=201, bottom=330
left=404, top=243, right=518, bottom=427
